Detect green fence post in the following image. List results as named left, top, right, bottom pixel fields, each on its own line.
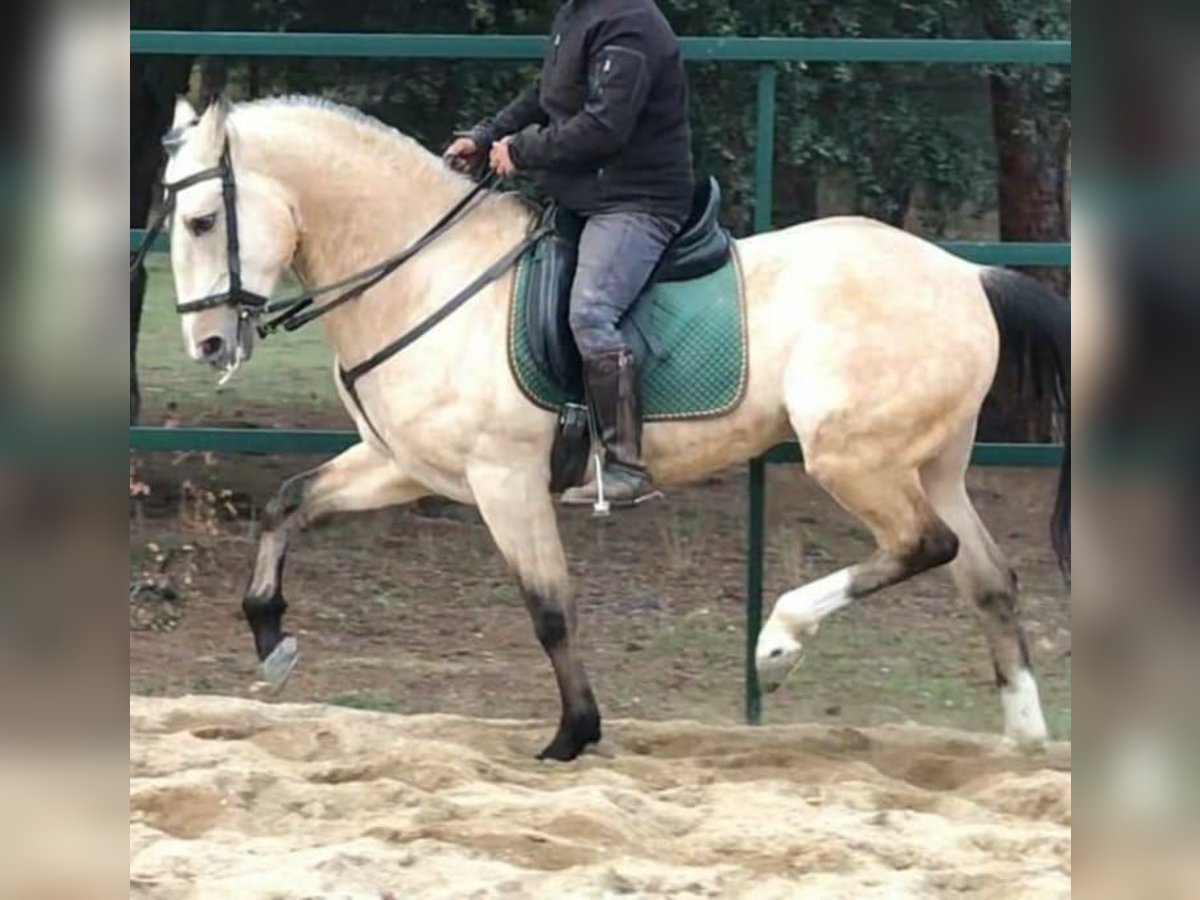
left=754, top=63, right=777, bottom=233
left=745, top=456, right=766, bottom=725
left=744, top=63, right=776, bottom=725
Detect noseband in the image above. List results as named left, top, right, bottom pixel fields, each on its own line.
left=129, top=138, right=270, bottom=320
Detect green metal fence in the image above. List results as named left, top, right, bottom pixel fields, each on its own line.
left=130, top=30, right=1070, bottom=723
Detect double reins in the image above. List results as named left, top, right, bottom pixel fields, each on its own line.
left=130, top=140, right=512, bottom=342
left=258, top=168, right=500, bottom=336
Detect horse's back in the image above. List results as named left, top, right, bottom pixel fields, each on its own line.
left=732, top=214, right=999, bottom=472
left=740, top=214, right=976, bottom=276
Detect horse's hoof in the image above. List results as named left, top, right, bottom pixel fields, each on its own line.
left=1001, top=732, right=1049, bottom=756
left=537, top=732, right=586, bottom=762
left=536, top=713, right=601, bottom=762
left=260, top=636, right=299, bottom=689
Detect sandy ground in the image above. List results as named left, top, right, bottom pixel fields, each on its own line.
left=130, top=695, right=1070, bottom=899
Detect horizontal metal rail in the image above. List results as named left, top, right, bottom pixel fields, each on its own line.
left=131, top=31, right=1070, bottom=64
left=130, top=426, right=1063, bottom=467
left=131, top=229, right=1069, bottom=267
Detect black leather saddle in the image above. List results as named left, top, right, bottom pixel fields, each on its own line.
left=523, top=177, right=732, bottom=399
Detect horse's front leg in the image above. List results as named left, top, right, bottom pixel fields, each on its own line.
left=244, top=442, right=427, bottom=684
left=468, top=464, right=601, bottom=761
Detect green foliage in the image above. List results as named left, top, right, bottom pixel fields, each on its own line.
left=133, top=0, right=1069, bottom=237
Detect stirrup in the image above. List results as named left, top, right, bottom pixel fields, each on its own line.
left=561, top=461, right=661, bottom=513
left=593, top=451, right=610, bottom=517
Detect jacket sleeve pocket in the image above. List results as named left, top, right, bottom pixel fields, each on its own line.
left=512, top=43, right=650, bottom=171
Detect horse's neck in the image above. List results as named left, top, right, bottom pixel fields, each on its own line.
left=242, top=110, right=528, bottom=363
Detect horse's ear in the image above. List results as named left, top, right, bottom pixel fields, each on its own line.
left=163, top=97, right=200, bottom=156
left=171, top=96, right=198, bottom=131
left=192, top=94, right=231, bottom=155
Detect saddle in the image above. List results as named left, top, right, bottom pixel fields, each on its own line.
left=522, top=177, right=733, bottom=400
left=508, top=177, right=747, bottom=492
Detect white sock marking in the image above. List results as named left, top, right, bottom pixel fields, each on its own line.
left=775, top=569, right=854, bottom=635
left=1001, top=669, right=1048, bottom=746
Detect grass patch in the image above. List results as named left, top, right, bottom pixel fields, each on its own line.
left=327, top=690, right=401, bottom=713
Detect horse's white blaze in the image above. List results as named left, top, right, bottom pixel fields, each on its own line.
left=1001, top=669, right=1048, bottom=747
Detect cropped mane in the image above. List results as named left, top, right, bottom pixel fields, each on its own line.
left=239, top=95, right=408, bottom=141
left=232, top=94, right=478, bottom=195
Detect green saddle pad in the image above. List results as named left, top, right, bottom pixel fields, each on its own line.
left=508, top=248, right=748, bottom=421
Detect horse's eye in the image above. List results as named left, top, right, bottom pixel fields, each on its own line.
left=186, top=213, right=218, bottom=236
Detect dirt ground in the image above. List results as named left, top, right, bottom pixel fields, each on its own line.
left=130, top=449, right=1071, bottom=741
left=130, top=695, right=1071, bottom=899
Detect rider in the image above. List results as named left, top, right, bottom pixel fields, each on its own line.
left=445, top=0, right=694, bottom=507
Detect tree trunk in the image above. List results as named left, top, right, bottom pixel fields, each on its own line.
left=979, top=69, right=1071, bottom=443
left=776, top=161, right=819, bottom=223
left=988, top=70, right=1071, bottom=295
left=974, top=2, right=1071, bottom=443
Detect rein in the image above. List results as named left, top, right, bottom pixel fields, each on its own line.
left=257, top=170, right=500, bottom=336
left=130, top=140, right=547, bottom=435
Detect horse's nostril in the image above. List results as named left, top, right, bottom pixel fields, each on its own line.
left=199, top=336, right=225, bottom=360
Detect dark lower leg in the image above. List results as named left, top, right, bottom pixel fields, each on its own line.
left=239, top=446, right=424, bottom=684
left=978, top=584, right=1047, bottom=743
left=976, top=578, right=1034, bottom=689
left=849, top=519, right=960, bottom=597
left=524, top=588, right=601, bottom=761
left=244, top=549, right=289, bottom=663
left=242, top=470, right=315, bottom=667
left=942, top=525, right=1048, bottom=743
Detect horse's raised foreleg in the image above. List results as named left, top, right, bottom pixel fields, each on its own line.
left=467, top=464, right=601, bottom=761
left=921, top=427, right=1048, bottom=747
left=755, top=460, right=960, bottom=691
left=244, top=442, right=427, bottom=684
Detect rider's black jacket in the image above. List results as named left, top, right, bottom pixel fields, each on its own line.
left=468, top=0, right=694, bottom=222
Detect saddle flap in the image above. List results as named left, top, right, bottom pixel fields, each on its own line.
left=655, top=176, right=732, bottom=283
left=523, top=205, right=584, bottom=397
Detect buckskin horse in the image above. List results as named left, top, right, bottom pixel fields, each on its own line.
left=143, top=96, right=1069, bottom=761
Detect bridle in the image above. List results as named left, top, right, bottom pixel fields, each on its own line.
left=130, top=136, right=546, bottom=437
left=130, top=138, right=271, bottom=321
left=129, top=137, right=506, bottom=340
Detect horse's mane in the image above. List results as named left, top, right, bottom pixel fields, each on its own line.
left=233, top=94, right=475, bottom=194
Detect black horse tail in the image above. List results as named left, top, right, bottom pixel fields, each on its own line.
left=979, top=267, right=1071, bottom=581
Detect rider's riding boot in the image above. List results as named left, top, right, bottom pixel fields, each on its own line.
left=561, top=349, right=660, bottom=508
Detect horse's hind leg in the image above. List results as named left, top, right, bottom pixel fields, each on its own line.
left=920, top=426, right=1048, bottom=747
left=244, top=442, right=427, bottom=684
left=468, top=464, right=600, bottom=762
left=756, top=457, right=960, bottom=691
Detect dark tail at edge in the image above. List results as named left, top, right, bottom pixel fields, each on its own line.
left=979, top=267, right=1071, bottom=582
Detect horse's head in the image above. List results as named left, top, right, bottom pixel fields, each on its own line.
left=162, top=97, right=298, bottom=372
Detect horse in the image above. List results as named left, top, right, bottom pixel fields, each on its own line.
left=155, top=95, right=1069, bottom=761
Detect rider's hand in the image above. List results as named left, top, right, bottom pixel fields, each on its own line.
left=443, top=136, right=479, bottom=173
left=490, top=137, right=517, bottom=177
